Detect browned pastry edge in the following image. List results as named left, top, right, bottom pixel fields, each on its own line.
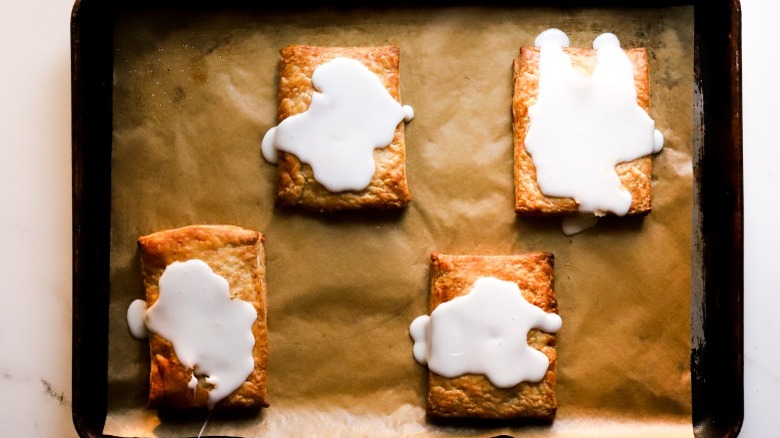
left=426, top=253, right=558, bottom=419
left=138, top=225, right=269, bottom=410
left=512, top=46, right=653, bottom=216
left=274, top=45, right=411, bottom=212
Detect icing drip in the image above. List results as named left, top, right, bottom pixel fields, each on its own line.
left=126, top=299, right=149, bottom=339
left=562, top=214, right=599, bottom=236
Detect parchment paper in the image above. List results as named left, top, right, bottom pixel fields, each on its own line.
left=106, top=6, right=694, bottom=437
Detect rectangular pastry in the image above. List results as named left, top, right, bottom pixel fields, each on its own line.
left=426, top=252, right=558, bottom=419
left=138, top=225, right=269, bottom=409
left=273, top=45, right=411, bottom=211
left=427, top=252, right=558, bottom=419
left=512, top=45, right=653, bottom=216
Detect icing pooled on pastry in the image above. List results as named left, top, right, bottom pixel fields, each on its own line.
left=526, top=29, right=664, bottom=220
left=410, top=277, right=562, bottom=388
left=261, top=56, right=413, bottom=192
left=140, top=259, right=257, bottom=408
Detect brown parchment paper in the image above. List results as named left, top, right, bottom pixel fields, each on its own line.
left=106, top=6, right=694, bottom=437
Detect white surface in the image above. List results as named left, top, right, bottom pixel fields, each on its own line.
left=741, top=0, right=780, bottom=436
left=0, top=0, right=77, bottom=436
left=0, top=0, right=775, bottom=436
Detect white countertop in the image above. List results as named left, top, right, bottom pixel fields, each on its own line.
left=0, top=0, right=775, bottom=436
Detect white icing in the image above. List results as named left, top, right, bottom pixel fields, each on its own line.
left=653, top=128, right=664, bottom=152
left=534, top=28, right=570, bottom=48
left=410, top=277, right=562, bottom=388
left=126, top=299, right=149, bottom=339
left=409, top=316, right=429, bottom=365
left=262, top=57, right=413, bottom=192
left=402, top=105, right=414, bottom=122
left=188, top=375, right=198, bottom=393
left=145, top=259, right=257, bottom=408
left=592, top=32, right=620, bottom=51
left=197, top=410, right=212, bottom=438
left=562, top=214, right=600, bottom=236
left=261, top=126, right=278, bottom=164
left=526, top=30, right=664, bottom=216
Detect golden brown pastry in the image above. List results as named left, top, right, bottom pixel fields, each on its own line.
left=138, top=225, right=269, bottom=409
left=426, top=252, right=558, bottom=419
left=512, top=46, right=652, bottom=216
left=274, top=45, right=411, bottom=212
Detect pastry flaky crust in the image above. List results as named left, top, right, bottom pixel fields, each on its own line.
left=512, top=46, right=653, bottom=216
left=137, top=225, right=269, bottom=410
left=274, top=45, right=411, bottom=212
left=427, top=253, right=558, bottom=419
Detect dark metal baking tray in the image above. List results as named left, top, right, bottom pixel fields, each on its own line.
left=71, top=0, right=742, bottom=436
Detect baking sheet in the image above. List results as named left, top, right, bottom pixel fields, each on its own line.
left=105, top=6, right=694, bottom=437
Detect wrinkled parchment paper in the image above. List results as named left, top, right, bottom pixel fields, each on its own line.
left=106, top=6, right=694, bottom=437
